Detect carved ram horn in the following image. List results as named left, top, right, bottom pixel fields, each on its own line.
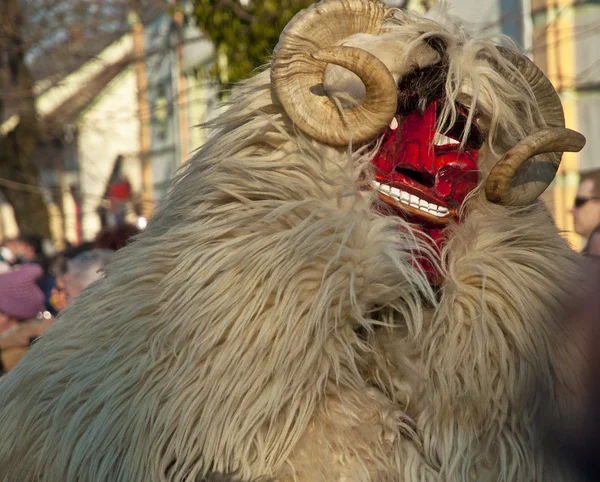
left=271, top=0, right=398, bottom=146
left=485, top=50, right=586, bottom=206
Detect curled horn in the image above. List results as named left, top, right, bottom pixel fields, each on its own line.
left=271, top=0, right=398, bottom=146
left=485, top=50, right=586, bottom=206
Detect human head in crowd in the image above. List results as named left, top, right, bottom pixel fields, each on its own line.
left=572, top=169, right=600, bottom=240
left=47, top=242, right=95, bottom=279
left=50, top=249, right=114, bottom=311
left=3, top=238, right=37, bottom=264
left=2, top=236, right=40, bottom=265
left=1, top=235, right=54, bottom=279
left=0, top=264, right=45, bottom=333
left=94, top=223, right=140, bottom=251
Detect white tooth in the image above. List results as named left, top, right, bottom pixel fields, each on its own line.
left=409, top=194, right=419, bottom=204
left=400, top=191, right=410, bottom=201
left=390, top=187, right=401, bottom=198
left=419, top=199, right=428, bottom=208
left=381, top=184, right=391, bottom=194
left=372, top=181, right=381, bottom=188
left=438, top=207, right=449, bottom=214
left=389, top=117, right=399, bottom=130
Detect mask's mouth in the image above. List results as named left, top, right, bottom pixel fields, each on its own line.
left=371, top=179, right=453, bottom=225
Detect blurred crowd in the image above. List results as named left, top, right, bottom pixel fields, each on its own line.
left=0, top=223, right=140, bottom=374
left=572, top=169, right=600, bottom=257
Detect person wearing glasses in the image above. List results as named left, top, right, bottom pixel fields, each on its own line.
left=571, top=170, right=600, bottom=247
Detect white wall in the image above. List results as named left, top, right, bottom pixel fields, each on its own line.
left=77, top=66, right=142, bottom=241
left=443, top=0, right=502, bottom=33
left=438, top=0, right=530, bottom=49
left=36, top=35, right=134, bottom=118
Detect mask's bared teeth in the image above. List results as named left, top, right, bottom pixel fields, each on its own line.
left=372, top=181, right=451, bottom=219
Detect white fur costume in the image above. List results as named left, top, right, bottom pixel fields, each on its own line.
left=0, top=1, right=587, bottom=481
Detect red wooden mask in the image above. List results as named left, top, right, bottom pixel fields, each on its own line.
left=371, top=99, right=483, bottom=281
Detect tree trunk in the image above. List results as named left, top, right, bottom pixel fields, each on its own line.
left=0, top=0, right=51, bottom=239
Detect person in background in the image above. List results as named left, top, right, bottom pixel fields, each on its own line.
left=45, top=241, right=95, bottom=312
left=2, top=235, right=56, bottom=310
left=50, top=249, right=114, bottom=312
left=2, top=235, right=41, bottom=266
left=571, top=169, right=600, bottom=246
left=98, top=155, right=132, bottom=226
left=0, top=264, right=51, bottom=374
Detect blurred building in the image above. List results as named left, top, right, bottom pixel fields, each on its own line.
left=530, top=0, right=600, bottom=248
left=445, top=0, right=600, bottom=249
left=0, top=4, right=219, bottom=247
left=144, top=2, right=220, bottom=200
left=35, top=34, right=142, bottom=246
left=3, top=0, right=594, bottom=250
left=443, top=0, right=531, bottom=47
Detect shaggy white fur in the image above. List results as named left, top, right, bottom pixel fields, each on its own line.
left=0, top=5, right=584, bottom=482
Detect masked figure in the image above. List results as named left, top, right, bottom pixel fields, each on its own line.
left=370, top=99, right=482, bottom=281
left=0, top=1, right=587, bottom=481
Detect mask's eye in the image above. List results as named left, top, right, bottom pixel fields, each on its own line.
left=433, top=132, right=460, bottom=147
left=436, top=104, right=484, bottom=149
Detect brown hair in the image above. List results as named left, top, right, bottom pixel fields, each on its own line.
left=94, top=223, right=140, bottom=252
left=580, top=169, right=600, bottom=196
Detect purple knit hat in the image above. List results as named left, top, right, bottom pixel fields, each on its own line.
left=0, top=264, right=45, bottom=320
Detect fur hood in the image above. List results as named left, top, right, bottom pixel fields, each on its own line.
left=0, top=5, right=585, bottom=482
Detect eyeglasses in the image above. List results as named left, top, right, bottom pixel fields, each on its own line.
left=574, top=196, right=600, bottom=208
